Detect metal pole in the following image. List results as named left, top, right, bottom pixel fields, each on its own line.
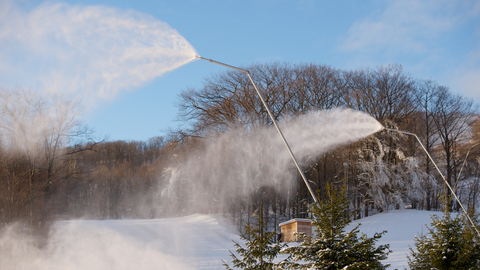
left=453, top=142, right=480, bottom=193
left=383, top=128, right=480, bottom=238
left=195, top=55, right=319, bottom=205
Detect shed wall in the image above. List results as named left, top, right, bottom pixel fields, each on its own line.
left=280, top=220, right=312, bottom=242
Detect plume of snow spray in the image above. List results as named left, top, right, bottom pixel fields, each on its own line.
left=159, top=108, right=383, bottom=214
left=0, top=1, right=197, bottom=102
left=0, top=87, right=82, bottom=155
left=0, top=0, right=198, bottom=155
left=0, top=2, right=201, bottom=268
left=0, top=219, right=198, bottom=270
left=0, top=108, right=382, bottom=269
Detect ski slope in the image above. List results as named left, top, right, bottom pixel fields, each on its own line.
left=1, top=210, right=440, bottom=270
left=51, top=214, right=241, bottom=270
left=346, top=209, right=441, bottom=269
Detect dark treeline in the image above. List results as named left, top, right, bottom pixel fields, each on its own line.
left=0, top=62, right=479, bottom=230
left=0, top=89, right=177, bottom=228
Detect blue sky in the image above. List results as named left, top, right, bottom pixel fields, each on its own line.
left=2, top=0, right=480, bottom=141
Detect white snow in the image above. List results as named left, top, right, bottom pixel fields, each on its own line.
left=0, top=210, right=442, bottom=270
left=345, top=209, right=443, bottom=270
left=1, top=214, right=241, bottom=270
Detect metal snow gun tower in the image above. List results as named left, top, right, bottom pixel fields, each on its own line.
left=195, top=55, right=319, bottom=205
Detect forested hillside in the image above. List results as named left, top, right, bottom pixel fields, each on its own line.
left=1, top=63, right=478, bottom=231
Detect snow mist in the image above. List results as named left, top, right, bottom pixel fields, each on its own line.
left=0, top=1, right=197, bottom=102
left=0, top=108, right=382, bottom=270
left=0, top=216, right=228, bottom=270
left=159, top=108, right=383, bottom=215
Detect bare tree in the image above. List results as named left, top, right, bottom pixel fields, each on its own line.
left=472, top=118, right=480, bottom=145
left=432, top=89, right=478, bottom=210
left=177, top=63, right=345, bottom=135
left=414, top=80, right=445, bottom=210
left=343, top=64, right=418, bottom=127
left=0, top=87, right=92, bottom=225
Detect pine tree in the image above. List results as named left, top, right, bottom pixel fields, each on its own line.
left=223, top=203, right=285, bottom=270
left=407, top=212, right=480, bottom=270
left=278, top=185, right=391, bottom=270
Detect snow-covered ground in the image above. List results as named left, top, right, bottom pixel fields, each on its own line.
left=346, top=210, right=442, bottom=270
left=1, top=214, right=241, bottom=270
left=1, top=210, right=441, bottom=270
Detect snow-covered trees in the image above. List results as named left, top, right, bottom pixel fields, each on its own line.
left=356, top=128, right=434, bottom=215
left=278, top=185, right=391, bottom=270
left=408, top=212, right=480, bottom=269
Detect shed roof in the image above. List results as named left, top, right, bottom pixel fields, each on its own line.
left=279, top=218, right=311, bottom=227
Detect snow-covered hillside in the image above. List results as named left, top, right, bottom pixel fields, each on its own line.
left=1, top=210, right=441, bottom=270
left=346, top=210, right=442, bottom=270
left=1, top=215, right=241, bottom=270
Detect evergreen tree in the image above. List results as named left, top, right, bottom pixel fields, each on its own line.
left=278, top=185, right=391, bottom=270
left=407, top=212, right=480, bottom=270
left=223, top=204, right=285, bottom=270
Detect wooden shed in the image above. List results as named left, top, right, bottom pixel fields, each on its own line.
left=279, top=218, right=313, bottom=242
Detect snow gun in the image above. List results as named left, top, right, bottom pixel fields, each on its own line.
left=382, top=127, right=480, bottom=238
left=194, top=55, right=319, bottom=206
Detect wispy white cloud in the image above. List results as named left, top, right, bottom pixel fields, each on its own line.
left=0, top=1, right=197, bottom=103
left=449, top=45, right=480, bottom=101
left=341, top=0, right=480, bottom=102
left=341, top=0, right=466, bottom=54
left=450, top=69, right=480, bottom=101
